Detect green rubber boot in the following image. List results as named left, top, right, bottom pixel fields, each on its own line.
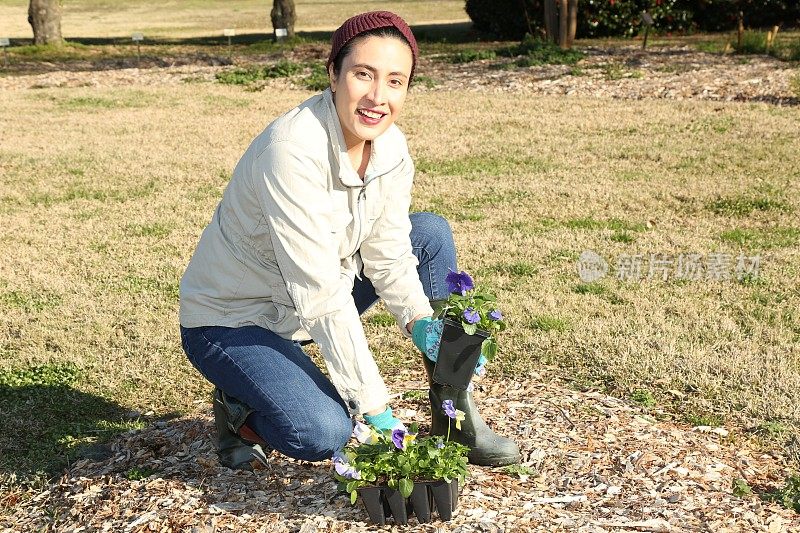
left=423, top=353, right=521, bottom=466
left=212, top=388, right=271, bottom=470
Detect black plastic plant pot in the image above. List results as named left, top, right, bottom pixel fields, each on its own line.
left=357, top=479, right=459, bottom=525
left=433, top=318, right=489, bottom=390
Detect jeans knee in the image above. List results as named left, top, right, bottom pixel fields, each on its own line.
left=411, top=212, right=454, bottom=248
left=288, top=410, right=352, bottom=461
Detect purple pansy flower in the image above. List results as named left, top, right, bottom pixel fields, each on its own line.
left=334, top=461, right=361, bottom=480
left=436, top=440, right=445, bottom=449
left=392, top=428, right=406, bottom=450
left=442, top=399, right=456, bottom=419
left=489, top=309, right=503, bottom=321
left=463, top=307, right=480, bottom=324
left=445, top=270, right=474, bottom=296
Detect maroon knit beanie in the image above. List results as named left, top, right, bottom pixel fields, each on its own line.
left=327, top=11, right=419, bottom=80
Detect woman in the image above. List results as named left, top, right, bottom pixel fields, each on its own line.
left=179, top=11, right=519, bottom=469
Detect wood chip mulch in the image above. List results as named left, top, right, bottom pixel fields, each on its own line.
left=2, top=376, right=798, bottom=532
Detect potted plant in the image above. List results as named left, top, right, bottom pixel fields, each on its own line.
left=332, top=403, right=469, bottom=525
left=431, top=270, right=506, bottom=389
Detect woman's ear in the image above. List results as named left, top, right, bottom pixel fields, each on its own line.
left=327, top=64, right=336, bottom=93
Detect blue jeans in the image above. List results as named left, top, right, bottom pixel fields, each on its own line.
left=180, top=212, right=456, bottom=461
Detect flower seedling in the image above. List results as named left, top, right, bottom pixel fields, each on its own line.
left=438, top=270, right=507, bottom=361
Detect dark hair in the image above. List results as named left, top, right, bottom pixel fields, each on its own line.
left=330, top=26, right=415, bottom=84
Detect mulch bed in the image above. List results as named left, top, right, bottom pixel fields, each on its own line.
left=1, top=45, right=797, bottom=107
left=3, top=376, right=798, bottom=531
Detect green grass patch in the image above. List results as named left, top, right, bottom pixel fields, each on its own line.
left=755, top=420, right=788, bottom=437
left=59, top=96, right=131, bottom=110
left=600, top=64, right=644, bottom=80
left=732, top=478, right=753, bottom=498
left=366, top=312, right=395, bottom=327
left=762, top=475, right=800, bottom=513
left=244, top=36, right=319, bottom=54
left=300, top=63, right=330, bottom=92
left=215, top=60, right=304, bottom=85
left=8, top=41, right=90, bottom=62
left=492, top=261, right=538, bottom=278
left=0, top=363, right=141, bottom=476
left=792, top=74, right=800, bottom=99
left=686, top=412, right=725, bottom=427
left=573, top=283, right=607, bottom=296
left=125, top=223, right=171, bottom=238
left=413, top=75, right=438, bottom=89
left=116, top=274, right=179, bottom=301
left=0, top=363, right=80, bottom=389
left=610, top=231, right=636, bottom=243
left=527, top=315, right=569, bottom=332
left=565, top=217, right=646, bottom=232
left=448, top=49, right=497, bottom=63
left=0, top=289, right=62, bottom=312
left=501, top=464, right=535, bottom=478
left=28, top=181, right=157, bottom=207
left=573, top=283, right=625, bottom=304
left=416, top=154, right=549, bottom=178
left=125, top=466, right=156, bottom=481
left=402, top=390, right=426, bottom=400
left=631, top=389, right=656, bottom=408
left=707, top=195, right=791, bottom=216
left=719, top=227, right=800, bottom=249
left=735, top=31, right=768, bottom=55
left=498, top=36, right=584, bottom=66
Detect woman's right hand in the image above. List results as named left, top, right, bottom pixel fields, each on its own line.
left=363, top=406, right=405, bottom=432
left=411, top=317, right=443, bottom=362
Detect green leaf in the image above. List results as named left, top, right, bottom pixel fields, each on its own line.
left=481, top=338, right=497, bottom=360
left=350, top=490, right=358, bottom=505
left=462, top=322, right=478, bottom=335
left=399, top=478, right=414, bottom=498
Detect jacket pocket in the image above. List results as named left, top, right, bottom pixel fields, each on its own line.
left=271, top=281, right=294, bottom=307
left=259, top=302, right=287, bottom=325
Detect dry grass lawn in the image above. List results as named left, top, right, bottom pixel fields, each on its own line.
left=1, top=77, right=799, bottom=477
left=0, top=0, right=468, bottom=39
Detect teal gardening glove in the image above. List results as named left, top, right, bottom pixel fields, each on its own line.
left=363, top=406, right=404, bottom=433
left=412, top=317, right=488, bottom=375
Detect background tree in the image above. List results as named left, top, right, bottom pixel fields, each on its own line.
left=28, top=0, right=63, bottom=46
left=270, top=0, right=296, bottom=40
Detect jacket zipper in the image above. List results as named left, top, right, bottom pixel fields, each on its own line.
left=346, top=157, right=404, bottom=261
left=348, top=187, right=367, bottom=260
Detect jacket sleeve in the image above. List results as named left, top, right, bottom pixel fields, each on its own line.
left=360, top=157, right=434, bottom=334
left=252, top=141, right=390, bottom=416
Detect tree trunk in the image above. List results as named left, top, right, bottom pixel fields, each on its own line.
left=270, top=0, right=296, bottom=40
left=567, top=0, right=578, bottom=48
left=543, top=0, right=558, bottom=44
left=558, top=0, right=568, bottom=49
left=28, top=0, right=63, bottom=46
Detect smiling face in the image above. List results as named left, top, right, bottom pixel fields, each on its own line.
left=328, top=35, right=413, bottom=151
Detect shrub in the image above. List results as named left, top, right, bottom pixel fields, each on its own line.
left=465, top=0, right=544, bottom=40
left=690, top=0, right=800, bottom=32
left=464, top=0, right=800, bottom=39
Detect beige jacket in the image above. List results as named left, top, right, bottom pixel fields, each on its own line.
left=179, top=89, right=433, bottom=415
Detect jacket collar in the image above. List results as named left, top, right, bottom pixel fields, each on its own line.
left=322, top=88, right=405, bottom=187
